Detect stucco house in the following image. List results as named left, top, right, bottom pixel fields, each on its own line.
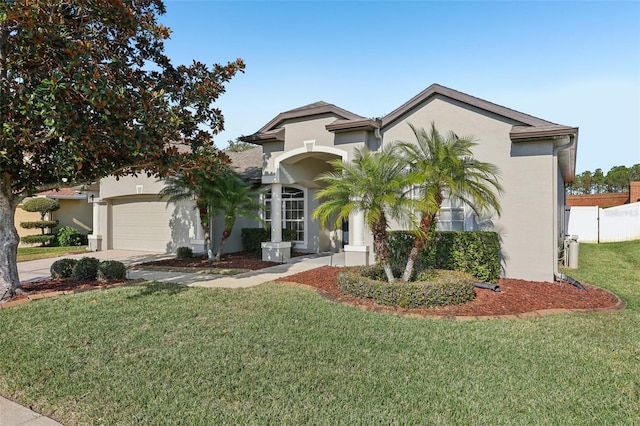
left=91, top=83, right=578, bottom=282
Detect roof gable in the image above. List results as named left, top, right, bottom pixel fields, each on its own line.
left=380, top=84, right=557, bottom=129
left=258, top=102, right=365, bottom=133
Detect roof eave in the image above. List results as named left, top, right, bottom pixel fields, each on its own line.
left=239, top=128, right=285, bottom=145
left=326, top=119, right=381, bottom=133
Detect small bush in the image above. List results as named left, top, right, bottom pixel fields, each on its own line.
left=50, top=258, right=78, bottom=279
left=20, top=197, right=60, bottom=215
left=19, top=220, right=59, bottom=230
left=20, top=234, right=57, bottom=246
left=56, top=226, right=84, bottom=247
left=72, top=257, right=100, bottom=281
left=176, top=246, right=193, bottom=259
left=241, top=228, right=270, bottom=253
left=97, top=260, right=127, bottom=282
left=337, top=266, right=475, bottom=309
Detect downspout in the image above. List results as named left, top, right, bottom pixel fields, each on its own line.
left=553, top=135, right=576, bottom=277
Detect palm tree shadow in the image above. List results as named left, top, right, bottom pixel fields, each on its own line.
left=127, top=281, right=190, bottom=299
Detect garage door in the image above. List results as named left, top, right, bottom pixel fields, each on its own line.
left=110, top=197, right=174, bottom=252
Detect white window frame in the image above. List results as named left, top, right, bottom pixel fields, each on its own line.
left=263, top=185, right=307, bottom=249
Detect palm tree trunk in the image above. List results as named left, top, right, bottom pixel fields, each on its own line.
left=214, top=228, right=232, bottom=262
left=371, top=216, right=395, bottom=282
left=401, top=213, right=436, bottom=281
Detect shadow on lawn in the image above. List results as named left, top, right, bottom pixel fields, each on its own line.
left=127, top=281, right=190, bottom=300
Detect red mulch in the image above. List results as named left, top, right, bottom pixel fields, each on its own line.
left=9, top=278, right=133, bottom=302
left=138, top=251, right=288, bottom=270
left=276, top=266, right=621, bottom=318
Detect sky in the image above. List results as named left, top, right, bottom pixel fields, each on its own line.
left=159, top=0, right=640, bottom=174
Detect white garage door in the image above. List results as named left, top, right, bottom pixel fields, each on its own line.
left=110, top=197, right=174, bottom=252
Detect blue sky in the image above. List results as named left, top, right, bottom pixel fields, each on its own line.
left=160, top=1, right=639, bottom=173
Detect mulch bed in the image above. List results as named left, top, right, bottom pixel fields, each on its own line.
left=136, top=251, right=285, bottom=271
left=6, top=255, right=622, bottom=318
left=276, top=266, right=622, bottom=318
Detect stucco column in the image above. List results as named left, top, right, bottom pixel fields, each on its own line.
left=344, top=207, right=369, bottom=266
left=271, top=183, right=283, bottom=243
left=352, top=209, right=365, bottom=246
left=87, top=199, right=103, bottom=251
left=261, top=182, right=291, bottom=262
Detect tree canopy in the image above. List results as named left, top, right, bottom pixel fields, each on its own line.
left=568, top=164, right=640, bottom=194
left=0, top=0, right=244, bottom=301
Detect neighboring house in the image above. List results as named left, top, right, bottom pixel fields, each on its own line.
left=567, top=181, right=640, bottom=207
left=16, top=187, right=94, bottom=245
left=91, top=83, right=578, bottom=283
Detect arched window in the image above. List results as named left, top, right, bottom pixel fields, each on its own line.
left=264, top=186, right=306, bottom=243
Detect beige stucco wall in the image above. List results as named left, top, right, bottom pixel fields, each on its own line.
left=53, top=199, right=93, bottom=233
left=100, top=174, right=167, bottom=199
left=379, top=95, right=557, bottom=282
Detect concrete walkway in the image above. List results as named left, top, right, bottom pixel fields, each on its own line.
left=5, top=249, right=344, bottom=425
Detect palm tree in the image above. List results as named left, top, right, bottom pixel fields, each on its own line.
left=209, top=170, right=262, bottom=261
left=159, top=171, right=219, bottom=260
left=398, top=122, right=503, bottom=281
left=313, top=145, right=414, bottom=282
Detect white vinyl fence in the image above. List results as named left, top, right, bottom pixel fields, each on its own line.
left=567, top=202, right=640, bottom=243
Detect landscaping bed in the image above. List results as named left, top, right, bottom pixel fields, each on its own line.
left=136, top=251, right=282, bottom=270
left=277, top=266, right=621, bottom=317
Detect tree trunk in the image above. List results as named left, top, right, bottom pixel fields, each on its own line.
left=0, top=191, right=21, bottom=302
left=401, top=212, right=436, bottom=282
left=214, top=227, right=232, bottom=262
left=371, top=216, right=395, bottom=282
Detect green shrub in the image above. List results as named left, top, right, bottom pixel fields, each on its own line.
left=97, top=260, right=127, bottom=282
left=72, top=257, right=100, bottom=281
left=388, top=231, right=501, bottom=283
left=20, top=234, right=57, bottom=246
left=56, top=226, right=84, bottom=247
left=176, top=246, right=193, bottom=259
left=241, top=228, right=270, bottom=253
left=50, top=258, right=78, bottom=279
left=20, top=197, right=60, bottom=215
left=337, top=266, right=476, bottom=309
left=19, top=220, right=59, bottom=230
left=241, top=228, right=295, bottom=254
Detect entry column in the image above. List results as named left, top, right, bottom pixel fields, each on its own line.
left=344, top=207, right=369, bottom=266
left=261, top=183, right=291, bottom=262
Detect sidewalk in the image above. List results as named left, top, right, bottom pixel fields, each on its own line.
left=5, top=250, right=344, bottom=425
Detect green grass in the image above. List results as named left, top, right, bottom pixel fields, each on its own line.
left=17, top=246, right=88, bottom=262
left=1, top=242, right=639, bottom=425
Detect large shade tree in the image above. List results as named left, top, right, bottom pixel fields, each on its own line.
left=397, top=123, right=503, bottom=282
left=313, top=145, right=414, bottom=282
left=0, top=0, right=244, bottom=301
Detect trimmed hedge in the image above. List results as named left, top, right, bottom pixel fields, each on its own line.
left=97, top=260, right=127, bottom=282
left=19, top=220, right=59, bottom=229
left=337, top=266, right=475, bottom=309
left=388, top=231, right=501, bottom=283
left=21, top=234, right=57, bottom=246
left=50, top=258, right=78, bottom=279
left=241, top=228, right=296, bottom=254
left=241, top=228, right=269, bottom=253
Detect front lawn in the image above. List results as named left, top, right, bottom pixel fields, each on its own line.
left=0, top=242, right=638, bottom=425
left=17, top=246, right=88, bottom=262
